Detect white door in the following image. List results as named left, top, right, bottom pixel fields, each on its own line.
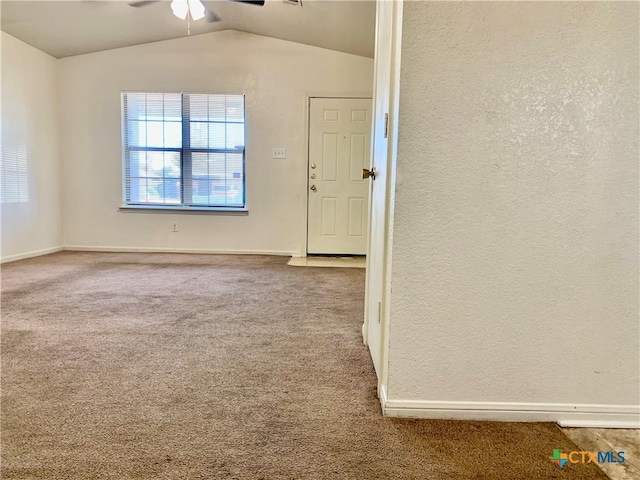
left=364, top=0, right=402, bottom=380
left=307, top=98, right=372, bottom=255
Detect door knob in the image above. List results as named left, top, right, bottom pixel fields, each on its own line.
left=310, top=184, right=317, bottom=191
left=363, top=168, right=376, bottom=180
left=311, top=163, right=317, bottom=169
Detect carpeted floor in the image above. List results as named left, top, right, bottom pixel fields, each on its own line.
left=1, top=252, right=608, bottom=479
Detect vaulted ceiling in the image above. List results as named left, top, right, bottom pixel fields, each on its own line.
left=1, top=0, right=376, bottom=59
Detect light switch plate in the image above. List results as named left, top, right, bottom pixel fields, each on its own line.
left=272, top=148, right=286, bottom=159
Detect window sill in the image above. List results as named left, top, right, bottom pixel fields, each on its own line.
left=119, top=205, right=248, bottom=215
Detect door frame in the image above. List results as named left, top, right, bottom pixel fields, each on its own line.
left=302, top=94, right=374, bottom=257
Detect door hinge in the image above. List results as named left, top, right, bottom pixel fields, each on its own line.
left=377, top=301, right=382, bottom=323
left=384, top=113, right=389, bottom=139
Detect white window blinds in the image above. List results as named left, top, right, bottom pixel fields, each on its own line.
left=122, top=92, right=245, bottom=208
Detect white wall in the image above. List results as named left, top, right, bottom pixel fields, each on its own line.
left=1, top=33, right=62, bottom=262
left=57, top=30, right=373, bottom=255
left=386, top=2, right=639, bottom=426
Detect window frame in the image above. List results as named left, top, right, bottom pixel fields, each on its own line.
left=120, top=91, right=247, bottom=213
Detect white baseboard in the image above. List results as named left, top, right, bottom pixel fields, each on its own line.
left=379, top=383, right=388, bottom=409
left=1, top=245, right=301, bottom=263
left=556, top=419, right=640, bottom=429
left=63, top=245, right=299, bottom=257
left=381, top=395, right=640, bottom=428
left=1, top=245, right=64, bottom=264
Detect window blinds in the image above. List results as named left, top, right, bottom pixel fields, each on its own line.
left=122, top=92, right=245, bottom=208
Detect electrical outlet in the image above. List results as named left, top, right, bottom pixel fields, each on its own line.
left=272, top=148, right=286, bottom=159
left=172, top=222, right=179, bottom=233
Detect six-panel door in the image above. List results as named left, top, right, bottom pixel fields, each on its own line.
left=307, top=98, right=372, bottom=255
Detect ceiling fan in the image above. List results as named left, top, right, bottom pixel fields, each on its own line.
left=128, top=0, right=265, bottom=24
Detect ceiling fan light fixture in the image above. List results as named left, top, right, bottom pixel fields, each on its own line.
left=171, top=0, right=206, bottom=21
left=188, top=0, right=206, bottom=20
left=170, top=0, right=188, bottom=19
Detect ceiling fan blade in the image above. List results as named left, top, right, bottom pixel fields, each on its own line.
left=128, top=1, right=159, bottom=7
left=232, top=0, right=266, bottom=6
left=206, top=9, right=222, bottom=23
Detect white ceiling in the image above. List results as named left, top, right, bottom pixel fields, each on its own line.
left=1, top=0, right=376, bottom=59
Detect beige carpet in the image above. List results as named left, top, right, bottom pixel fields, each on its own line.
left=1, top=252, right=607, bottom=479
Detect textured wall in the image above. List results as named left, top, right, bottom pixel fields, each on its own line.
left=57, top=30, right=373, bottom=255
left=1, top=33, right=62, bottom=261
left=388, top=2, right=639, bottom=409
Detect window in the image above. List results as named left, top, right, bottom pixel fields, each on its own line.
left=122, top=92, right=245, bottom=209
left=0, top=144, right=28, bottom=204
left=1, top=117, right=29, bottom=204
